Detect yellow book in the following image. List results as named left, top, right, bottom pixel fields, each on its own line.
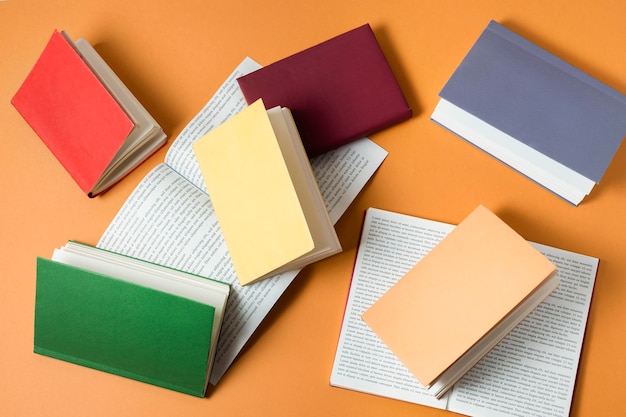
left=362, top=205, right=558, bottom=398
left=192, top=99, right=341, bottom=285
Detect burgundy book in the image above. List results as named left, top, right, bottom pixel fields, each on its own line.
left=236, top=24, right=412, bottom=157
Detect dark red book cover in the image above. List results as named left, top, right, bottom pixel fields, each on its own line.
left=12, top=30, right=134, bottom=195
left=237, top=24, right=412, bottom=157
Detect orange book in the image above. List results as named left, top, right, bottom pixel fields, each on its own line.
left=362, top=205, right=558, bottom=398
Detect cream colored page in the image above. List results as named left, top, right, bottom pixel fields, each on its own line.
left=331, top=208, right=452, bottom=409
left=193, top=100, right=313, bottom=284
left=448, top=243, right=598, bottom=417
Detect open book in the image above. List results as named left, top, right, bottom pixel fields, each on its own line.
left=12, top=30, right=166, bottom=197
left=35, top=241, right=229, bottom=397
left=362, top=205, right=558, bottom=399
left=193, top=100, right=341, bottom=285
left=331, top=208, right=598, bottom=417
left=97, top=57, right=389, bottom=386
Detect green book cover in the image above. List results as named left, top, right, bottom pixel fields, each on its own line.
left=34, top=257, right=215, bottom=397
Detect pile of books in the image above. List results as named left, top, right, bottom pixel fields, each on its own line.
left=16, top=24, right=411, bottom=396
left=12, top=19, right=617, bottom=417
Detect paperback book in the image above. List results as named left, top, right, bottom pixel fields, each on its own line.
left=237, top=24, right=411, bottom=157
left=12, top=30, right=166, bottom=197
left=331, top=208, right=598, bottom=417
left=362, top=205, right=558, bottom=399
left=431, top=20, right=626, bottom=205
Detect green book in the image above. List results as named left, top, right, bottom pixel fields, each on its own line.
left=34, top=242, right=230, bottom=397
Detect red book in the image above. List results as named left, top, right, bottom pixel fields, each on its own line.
left=236, top=24, right=412, bottom=157
left=12, top=30, right=166, bottom=196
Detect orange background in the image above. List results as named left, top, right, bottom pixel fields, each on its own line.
left=1, top=1, right=625, bottom=416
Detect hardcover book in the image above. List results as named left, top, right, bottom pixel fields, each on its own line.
left=236, top=24, right=412, bottom=157
left=34, top=241, right=230, bottom=397
left=12, top=30, right=166, bottom=197
left=192, top=99, right=341, bottom=285
left=431, top=20, right=626, bottom=205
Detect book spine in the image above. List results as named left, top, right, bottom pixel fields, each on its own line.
left=33, top=346, right=205, bottom=397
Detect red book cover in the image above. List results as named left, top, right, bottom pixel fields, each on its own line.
left=12, top=30, right=134, bottom=195
left=237, top=24, right=412, bottom=157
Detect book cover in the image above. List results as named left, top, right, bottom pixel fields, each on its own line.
left=34, top=257, right=216, bottom=397
left=192, top=99, right=317, bottom=285
left=236, top=24, right=412, bottom=157
left=362, top=205, right=556, bottom=391
left=431, top=20, right=626, bottom=205
left=12, top=30, right=135, bottom=195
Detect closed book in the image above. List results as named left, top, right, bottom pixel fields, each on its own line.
left=34, top=242, right=229, bottom=396
left=236, top=24, right=412, bottom=157
left=362, top=205, right=558, bottom=398
left=431, top=20, right=626, bottom=206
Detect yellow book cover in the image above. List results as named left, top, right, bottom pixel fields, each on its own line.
left=192, top=100, right=314, bottom=285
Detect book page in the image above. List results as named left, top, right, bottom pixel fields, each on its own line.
left=164, top=57, right=261, bottom=191
left=448, top=243, right=598, bottom=417
left=99, top=137, right=387, bottom=385
left=330, top=208, right=452, bottom=409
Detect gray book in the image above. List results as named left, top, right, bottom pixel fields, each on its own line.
left=431, top=20, right=626, bottom=205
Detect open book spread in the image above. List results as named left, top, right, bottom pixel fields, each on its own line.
left=361, top=205, right=558, bottom=398
left=331, top=208, right=598, bottom=417
left=97, top=57, right=389, bottom=385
